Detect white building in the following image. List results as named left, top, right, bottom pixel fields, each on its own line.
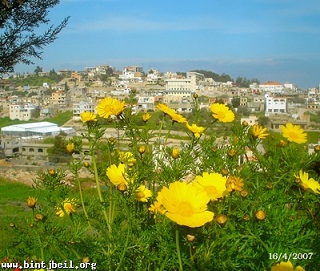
left=260, top=82, right=284, bottom=93
left=165, top=72, right=204, bottom=92
left=137, top=95, right=155, bottom=111
left=73, top=101, right=96, bottom=121
left=265, top=95, right=287, bottom=116
left=1, top=122, right=75, bottom=137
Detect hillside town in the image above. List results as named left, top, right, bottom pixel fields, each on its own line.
left=0, top=64, right=320, bottom=162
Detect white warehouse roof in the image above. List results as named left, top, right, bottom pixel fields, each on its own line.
left=1, top=122, right=75, bottom=137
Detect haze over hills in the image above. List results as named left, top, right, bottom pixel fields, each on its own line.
left=12, top=0, right=320, bottom=89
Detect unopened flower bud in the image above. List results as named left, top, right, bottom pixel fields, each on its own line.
left=117, top=183, right=127, bottom=192
left=82, top=256, right=90, bottom=263
left=216, top=214, right=228, bottom=225
left=187, top=234, right=195, bottom=242
left=242, top=120, right=248, bottom=127
left=35, top=213, right=45, bottom=221
left=171, top=148, right=180, bottom=159
left=228, top=149, right=236, bottom=157
left=138, top=145, right=146, bottom=154
left=255, top=210, right=266, bottom=221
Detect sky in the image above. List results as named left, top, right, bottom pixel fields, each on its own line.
left=14, top=0, right=320, bottom=88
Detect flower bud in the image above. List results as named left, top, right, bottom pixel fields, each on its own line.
left=117, top=183, right=127, bottom=192
left=266, top=182, right=273, bottom=189
left=242, top=120, right=248, bottom=127
left=171, top=148, right=180, bottom=159
left=255, top=210, right=266, bottom=221
left=35, top=213, right=45, bottom=221
left=66, top=142, right=75, bottom=154
left=221, top=168, right=229, bottom=176
left=83, top=161, right=90, bottom=168
left=216, top=214, right=228, bottom=225
left=187, top=234, right=195, bottom=242
left=240, top=190, right=248, bottom=197
left=138, top=145, right=146, bottom=154
left=314, top=145, right=320, bottom=153
left=48, top=169, right=55, bottom=175
left=82, top=256, right=90, bottom=263
left=227, top=149, right=236, bottom=157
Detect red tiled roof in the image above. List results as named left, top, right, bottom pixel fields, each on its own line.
left=261, top=81, right=282, bottom=85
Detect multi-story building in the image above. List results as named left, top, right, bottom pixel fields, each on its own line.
left=265, top=94, right=287, bottom=116
left=259, top=82, right=284, bottom=94
left=9, top=103, right=37, bottom=121
left=163, top=90, right=193, bottom=112
left=51, top=91, right=68, bottom=107
left=165, top=72, right=205, bottom=93
left=73, top=101, right=96, bottom=121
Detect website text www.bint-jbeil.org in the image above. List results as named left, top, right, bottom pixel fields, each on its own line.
left=1, top=260, right=97, bottom=270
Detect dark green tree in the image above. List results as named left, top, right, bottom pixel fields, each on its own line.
left=0, top=0, right=69, bottom=74
left=34, top=66, right=43, bottom=75
left=47, top=133, right=70, bottom=163
left=231, top=97, right=241, bottom=108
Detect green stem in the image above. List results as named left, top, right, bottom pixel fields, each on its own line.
left=37, top=235, right=44, bottom=260
left=115, top=201, right=131, bottom=271
left=75, top=167, right=90, bottom=226
left=91, top=152, right=111, bottom=232
left=176, top=229, right=183, bottom=271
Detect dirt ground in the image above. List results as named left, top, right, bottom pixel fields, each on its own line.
left=0, top=160, right=93, bottom=186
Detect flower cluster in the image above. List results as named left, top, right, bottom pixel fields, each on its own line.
left=6, top=96, right=318, bottom=271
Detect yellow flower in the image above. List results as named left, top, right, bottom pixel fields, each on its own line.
left=80, top=111, right=97, bottom=123
left=66, top=142, right=75, bottom=154
left=169, top=112, right=187, bottom=124
left=171, top=147, right=180, bottom=159
left=96, top=97, right=125, bottom=118
left=106, top=164, right=128, bottom=186
left=55, top=198, right=77, bottom=217
left=210, top=103, right=235, bottom=123
left=296, top=170, right=320, bottom=194
left=186, top=123, right=205, bottom=138
left=142, top=113, right=151, bottom=122
left=118, top=151, right=136, bottom=166
left=158, top=181, right=214, bottom=228
left=281, top=123, right=307, bottom=144
left=148, top=201, right=166, bottom=217
left=135, top=185, right=152, bottom=202
left=271, top=261, right=305, bottom=271
left=26, top=196, right=37, bottom=209
left=226, top=176, right=244, bottom=192
left=193, top=172, right=229, bottom=201
left=252, top=124, right=269, bottom=139
left=157, top=103, right=176, bottom=116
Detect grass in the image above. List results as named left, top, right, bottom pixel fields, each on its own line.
left=0, top=178, right=38, bottom=253
left=306, top=131, right=320, bottom=144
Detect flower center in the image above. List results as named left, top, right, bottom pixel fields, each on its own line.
left=288, top=132, right=298, bottom=140
left=136, top=191, right=145, bottom=199
left=177, top=201, right=194, bottom=216
left=217, top=111, right=225, bottom=119
left=205, top=186, right=217, bottom=196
